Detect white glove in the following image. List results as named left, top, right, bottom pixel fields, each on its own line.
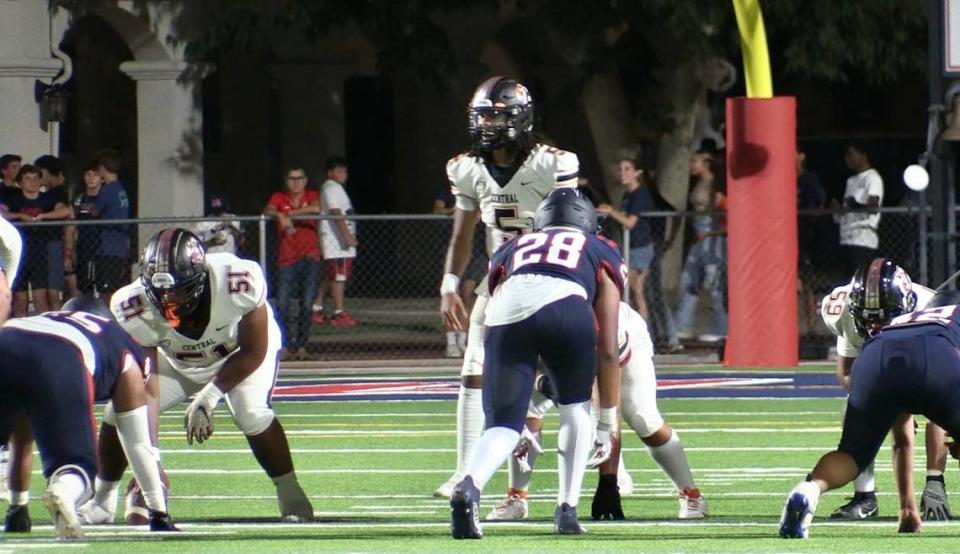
left=587, top=406, right=618, bottom=469
left=77, top=499, right=115, bottom=524
left=512, top=426, right=544, bottom=472
left=184, top=382, right=224, bottom=445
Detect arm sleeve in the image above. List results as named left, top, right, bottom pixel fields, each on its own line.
left=0, top=217, right=22, bottom=283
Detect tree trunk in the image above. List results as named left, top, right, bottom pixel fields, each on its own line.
left=581, top=66, right=635, bottom=206
left=655, top=61, right=702, bottom=297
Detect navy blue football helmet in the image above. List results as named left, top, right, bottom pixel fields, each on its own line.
left=848, top=257, right=917, bottom=337
left=140, top=228, right=207, bottom=325
left=533, top=188, right=598, bottom=234
left=468, top=76, right=534, bottom=151
left=62, top=294, right=112, bottom=319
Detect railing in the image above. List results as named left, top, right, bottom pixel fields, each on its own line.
left=6, top=206, right=937, bottom=360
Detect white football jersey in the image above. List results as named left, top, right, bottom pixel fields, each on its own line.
left=821, top=282, right=934, bottom=358
left=447, top=144, right=579, bottom=255
left=110, top=252, right=282, bottom=384
left=618, top=301, right=654, bottom=366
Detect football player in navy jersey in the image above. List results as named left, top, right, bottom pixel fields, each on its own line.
left=0, top=295, right=175, bottom=539
left=780, top=286, right=960, bottom=538
left=449, top=188, right=625, bottom=539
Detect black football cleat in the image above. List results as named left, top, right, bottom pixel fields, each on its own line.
left=4, top=504, right=31, bottom=533
left=149, top=510, right=180, bottom=532
left=450, top=476, right=483, bottom=540
left=591, top=474, right=625, bottom=521
left=555, top=502, right=586, bottom=535
left=830, top=492, right=878, bottom=519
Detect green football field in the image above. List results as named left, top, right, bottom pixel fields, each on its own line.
left=3, top=370, right=960, bottom=552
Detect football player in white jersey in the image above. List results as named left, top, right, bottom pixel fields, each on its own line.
left=819, top=257, right=949, bottom=521
left=436, top=76, right=580, bottom=497
left=486, top=302, right=707, bottom=521
left=0, top=217, right=24, bottom=522
left=78, top=228, right=313, bottom=524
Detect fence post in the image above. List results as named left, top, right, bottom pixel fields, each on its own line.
left=621, top=223, right=630, bottom=301
left=259, top=216, right=268, bottom=280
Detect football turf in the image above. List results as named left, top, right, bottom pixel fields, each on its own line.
left=4, top=371, right=960, bottom=552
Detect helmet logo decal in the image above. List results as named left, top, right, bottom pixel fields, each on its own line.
left=515, top=83, right=530, bottom=104
left=151, top=272, right=175, bottom=289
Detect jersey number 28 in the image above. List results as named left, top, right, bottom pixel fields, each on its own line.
left=512, top=231, right=586, bottom=270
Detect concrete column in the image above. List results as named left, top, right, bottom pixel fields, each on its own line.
left=0, top=1, right=62, bottom=157
left=118, top=60, right=204, bottom=228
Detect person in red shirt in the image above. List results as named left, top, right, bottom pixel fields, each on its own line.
left=263, top=167, right=321, bottom=361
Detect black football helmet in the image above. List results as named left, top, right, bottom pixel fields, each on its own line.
left=140, top=228, right=208, bottom=326
left=848, top=257, right=917, bottom=337
left=533, top=188, right=598, bottom=234
left=468, top=76, right=534, bottom=151
left=62, top=294, right=112, bottom=319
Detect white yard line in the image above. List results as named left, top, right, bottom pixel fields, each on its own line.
left=150, top=427, right=843, bottom=438
left=156, top=445, right=839, bottom=455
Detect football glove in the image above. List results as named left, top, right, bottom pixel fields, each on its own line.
left=587, top=407, right=618, bottom=469
left=184, top=382, right=224, bottom=445
left=513, top=426, right=544, bottom=473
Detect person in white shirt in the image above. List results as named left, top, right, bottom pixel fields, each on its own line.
left=194, top=195, right=243, bottom=255
left=834, top=143, right=883, bottom=276
left=312, top=157, right=359, bottom=327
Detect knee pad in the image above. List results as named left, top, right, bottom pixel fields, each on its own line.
left=233, top=405, right=275, bottom=436
left=102, top=401, right=117, bottom=426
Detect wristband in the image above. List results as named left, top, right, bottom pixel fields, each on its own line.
left=196, top=381, right=225, bottom=408
left=440, top=273, right=460, bottom=295
left=597, top=406, right=618, bottom=429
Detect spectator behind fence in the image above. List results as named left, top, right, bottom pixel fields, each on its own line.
left=797, top=147, right=827, bottom=333
left=0, top=154, right=21, bottom=202
left=195, top=195, right=244, bottom=255
left=2, top=164, right=72, bottom=315
left=432, top=186, right=487, bottom=357
left=675, top=150, right=728, bottom=342
left=645, top=174, right=684, bottom=353
left=832, top=142, right=883, bottom=277
left=73, top=157, right=131, bottom=304
left=312, top=156, right=358, bottom=327
left=597, top=158, right=656, bottom=322
left=34, top=154, right=73, bottom=303
left=264, top=166, right=321, bottom=361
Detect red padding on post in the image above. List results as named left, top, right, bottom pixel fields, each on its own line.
left=724, top=97, right=797, bottom=367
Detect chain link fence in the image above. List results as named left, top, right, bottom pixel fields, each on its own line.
left=6, top=207, right=935, bottom=360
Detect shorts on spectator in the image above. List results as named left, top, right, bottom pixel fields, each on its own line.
left=324, top=257, right=354, bottom=283
left=628, top=243, right=655, bottom=272
left=15, top=252, right=50, bottom=292
left=77, top=255, right=130, bottom=295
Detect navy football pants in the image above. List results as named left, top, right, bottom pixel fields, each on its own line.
left=482, top=295, right=598, bottom=433
left=842, top=326, right=960, bottom=472
left=0, top=330, right=98, bottom=482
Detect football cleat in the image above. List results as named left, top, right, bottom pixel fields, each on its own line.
left=678, top=487, right=709, bottom=519
left=779, top=482, right=820, bottom=539
left=591, top=475, right=625, bottom=521
left=77, top=500, right=115, bottom=524
left=829, top=492, right=878, bottom=519
left=43, top=482, right=83, bottom=540
left=921, top=478, right=952, bottom=521
left=554, top=503, right=586, bottom=535
left=149, top=510, right=180, bottom=532
left=485, top=491, right=528, bottom=521
left=450, top=476, right=483, bottom=540
left=4, top=504, right=31, bottom=533
left=434, top=473, right=463, bottom=499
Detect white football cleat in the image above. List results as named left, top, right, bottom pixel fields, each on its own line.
left=485, top=492, right=529, bottom=521
left=43, top=482, right=83, bottom=540
left=779, top=481, right=820, bottom=539
left=434, top=473, right=463, bottom=499
left=678, top=487, right=709, bottom=519
left=77, top=500, right=116, bottom=524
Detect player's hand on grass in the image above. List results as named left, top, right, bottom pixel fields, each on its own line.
left=898, top=507, right=922, bottom=533
left=184, top=382, right=224, bottom=445
left=587, top=423, right=614, bottom=469
left=441, top=292, right=468, bottom=332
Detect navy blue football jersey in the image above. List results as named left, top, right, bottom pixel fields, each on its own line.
left=3, top=310, right=149, bottom=401
left=488, top=228, right=627, bottom=302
